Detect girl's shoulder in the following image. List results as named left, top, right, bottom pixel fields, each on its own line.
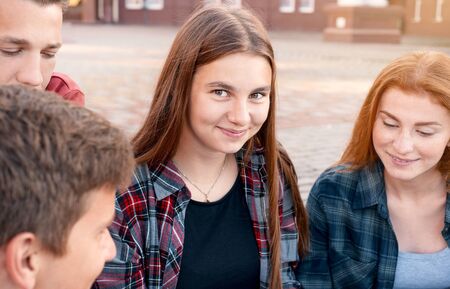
left=309, top=161, right=385, bottom=208
left=120, top=161, right=176, bottom=194
left=310, top=164, right=363, bottom=200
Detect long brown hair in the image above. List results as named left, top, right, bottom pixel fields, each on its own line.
left=340, top=51, right=450, bottom=182
left=132, top=5, right=308, bottom=288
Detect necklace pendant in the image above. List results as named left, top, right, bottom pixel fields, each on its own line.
left=173, top=156, right=227, bottom=205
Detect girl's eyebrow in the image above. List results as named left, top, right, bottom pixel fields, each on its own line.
left=207, top=81, right=235, bottom=91
left=207, top=82, right=271, bottom=94
left=380, top=110, right=442, bottom=126
left=250, top=86, right=271, bottom=94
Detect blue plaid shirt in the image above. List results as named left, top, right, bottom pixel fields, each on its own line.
left=297, top=161, right=450, bottom=289
left=93, top=147, right=301, bottom=289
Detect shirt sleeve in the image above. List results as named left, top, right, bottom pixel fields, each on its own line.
left=296, top=185, right=333, bottom=289
left=60, top=89, right=85, bottom=106
left=46, top=73, right=85, bottom=106
left=92, top=191, right=147, bottom=289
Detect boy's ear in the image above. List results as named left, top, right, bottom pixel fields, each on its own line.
left=4, top=233, right=41, bottom=289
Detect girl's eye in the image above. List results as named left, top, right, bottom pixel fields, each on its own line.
left=212, top=90, right=228, bottom=97
left=250, top=92, right=266, bottom=100
left=383, top=121, right=398, bottom=128
left=416, top=130, right=434, bottom=137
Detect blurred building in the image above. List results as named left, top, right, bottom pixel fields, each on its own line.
left=79, top=0, right=334, bottom=31
left=63, top=0, right=84, bottom=20
left=77, top=0, right=450, bottom=37
left=391, top=0, right=449, bottom=37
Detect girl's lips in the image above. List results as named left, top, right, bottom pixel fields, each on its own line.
left=219, top=127, right=247, bottom=138
left=387, top=152, right=420, bottom=165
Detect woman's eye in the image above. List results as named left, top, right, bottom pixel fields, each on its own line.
left=213, top=90, right=228, bottom=97
left=417, top=130, right=434, bottom=137
left=250, top=92, right=265, bottom=100
left=383, top=121, right=397, bottom=128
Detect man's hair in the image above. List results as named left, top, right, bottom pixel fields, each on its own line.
left=29, top=0, right=68, bottom=10
left=31, top=0, right=68, bottom=5
left=0, top=85, right=134, bottom=255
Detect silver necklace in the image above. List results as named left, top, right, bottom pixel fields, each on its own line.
left=173, top=156, right=227, bottom=203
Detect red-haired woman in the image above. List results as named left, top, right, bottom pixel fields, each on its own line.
left=93, top=4, right=308, bottom=289
left=297, top=51, right=450, bottom=289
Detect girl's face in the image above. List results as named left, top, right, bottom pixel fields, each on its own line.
left=372, top=87, right=450, bottom=184
left=181, top=52, right=272, bottom=155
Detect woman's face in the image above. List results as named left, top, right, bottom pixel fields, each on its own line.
left=372, top=87, right=450, bottom=183
left=181, top=52, right=272, bottom=155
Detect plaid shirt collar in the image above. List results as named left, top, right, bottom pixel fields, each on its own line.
left=152, top=161, right=184, bottom=201
left=352, top=160, right=450, bottom=224
left=351, top=161, right=389, bottom=219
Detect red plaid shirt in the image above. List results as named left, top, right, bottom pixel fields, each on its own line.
left=93, top=147, right=301, bottom=289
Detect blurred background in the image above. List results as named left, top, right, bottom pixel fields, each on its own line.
left=58, top=0, right=450, bottom=198
left=66, top=0, right=450, bottom=39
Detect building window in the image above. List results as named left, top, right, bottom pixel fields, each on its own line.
left=145, top=0, right=164, bottom=10
left=280, top=0, right=295, bottom=13
left=126, top=0, right=145, bottom=9
left=299, top=0, right=315, bottom=13
left=97, top=0, right=105, bottom=19
left=112, top=0, right=120, bottom=22
left=336, top=17, right=346, bottom=28
left=435, top=0, right=444, bottom=22
left=413, top=0, right=422, bottom=22
left=223, top=0, right=242, bottom=8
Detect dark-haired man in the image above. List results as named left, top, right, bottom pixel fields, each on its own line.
left=0, top=0, right=84, bottom=105
left=0, top=85, right=134, bottom=289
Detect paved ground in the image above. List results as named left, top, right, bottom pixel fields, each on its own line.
left=57, top=23, right=450, bottom=199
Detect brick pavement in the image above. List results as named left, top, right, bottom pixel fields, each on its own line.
left=57, top=23, right=450, bottom=198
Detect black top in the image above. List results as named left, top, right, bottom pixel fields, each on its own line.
left=176, top=176, right=260, bottom=289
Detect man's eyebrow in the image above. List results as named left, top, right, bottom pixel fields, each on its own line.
left=0, top=37, right=61, bottom=49
left=46, top=43, right=62, bottom=50
left=0, top=36, right=29, bottom=45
